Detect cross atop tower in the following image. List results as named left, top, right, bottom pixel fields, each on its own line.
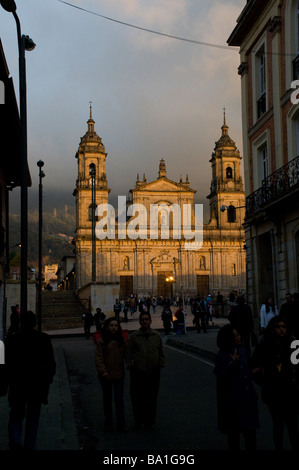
left=221, top=107, right=229, bottom=137
left=87, top=101, right=95, bottom=133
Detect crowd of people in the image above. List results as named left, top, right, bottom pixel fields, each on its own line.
left=82, top=290, right=259, bottom=341
left=83, top=291, right=223, bottom=339
left=216, top=291, right=299, bottom=451
left=2, top=290, right=299, bottom=451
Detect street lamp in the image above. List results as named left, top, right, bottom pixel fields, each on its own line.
left=9, top=243, right=21, bottom=250
left=0, top=0, right=36, bottom=317
left=37, top=160, right=45, bottom=332
left=89, top=163, right=96, bottom=283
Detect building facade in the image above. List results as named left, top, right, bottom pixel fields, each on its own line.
left=73, top=107, right=246, bottom=311
left=0, top=38, right=36, bottom=337
left=228, top=0, right=299, bottom=318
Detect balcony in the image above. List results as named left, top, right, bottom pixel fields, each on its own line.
left=246, top=155, right=299, bottom=219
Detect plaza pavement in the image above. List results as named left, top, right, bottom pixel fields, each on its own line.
left=0, top=307, right=229, bottom=451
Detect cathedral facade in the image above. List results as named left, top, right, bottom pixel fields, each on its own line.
left=73, top=108, right=246, bottom=311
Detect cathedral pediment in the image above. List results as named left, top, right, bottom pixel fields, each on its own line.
left=150, top=251, right=177, bottom=265
left=132, top=177, right=195, bottom=193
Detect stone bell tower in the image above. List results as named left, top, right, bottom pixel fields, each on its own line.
left=207, top=110, right=245, bottom=228
left=73, top=105, right=110, bottom=288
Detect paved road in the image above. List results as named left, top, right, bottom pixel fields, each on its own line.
left=55, top=334, right=281, bottom=452
left=59, top=336, right=226, bottom=451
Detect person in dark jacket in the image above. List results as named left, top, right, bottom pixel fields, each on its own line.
left=82, top=310, right=94, bottom=339
left=228, top=295, right=255, bottom=352
left=214, top=324, right=259, bottom=451
left=174, top=304, right=186, bottom=334
left=8, top=306, right=20, bottom=335
left=95, top=317, right=128, bottom=432
left=251, top=315, right=299, bottom=451
left=128, top=312, right=166, bottom=431
left=161, top=303, right=172, bottom=335
left=113, top=299, right=122, bottom=321
left=5, top=311, right=56, bottom=450
left=93, top=307, right=106, bottom=331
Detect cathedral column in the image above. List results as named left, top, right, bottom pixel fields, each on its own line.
left=133, top=243, right=139, bottom=293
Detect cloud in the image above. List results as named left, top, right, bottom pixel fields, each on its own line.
left=2, top=0, right=246, bottom=218
left=75, top=0, right=189, bottom=50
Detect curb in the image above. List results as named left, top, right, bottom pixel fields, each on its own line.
left=165, top=337, right=217, bottom=362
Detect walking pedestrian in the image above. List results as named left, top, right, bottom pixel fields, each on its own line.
left=192, top=296, right=207, bottom=333
left=280, top=293, right=295, bottom=335
left=82, top=310, right=94, bottom=339
left=128, top=312, right=166, bottom=431
left=161, top=303, right=173, bottom=335
left=8, top=306, right=20, bottom=335
left=214, top=324, right=259, bottom=451
left=123, top=300, right=129, bottom=322
left=113, top=299, right=122, bottom=321
left=129, top=295, right=136, bottom=316
left=260, top=296, right=279, bottom=331
left=93, top=307, right=106, bottom=332
left=251, top=315, right=299, bottom=451
left=5, top=311, right=56, bottom=450
left=146, top=297, right=152, bottom=314
left=216, top=291, right=224, bottom=316
left=205, top=294, right=213, bottom=325
left=95, top=317, right=128, bottom=432
left=174, top=304, right=186, bottom=334
left=138, top=299, right=146, bottom=314
left=228, top=295, right=255, bottom=352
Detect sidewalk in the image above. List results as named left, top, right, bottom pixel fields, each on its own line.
left=0, top=310, right=228, bottom=451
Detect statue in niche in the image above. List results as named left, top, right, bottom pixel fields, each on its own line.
left=123, top=256, right=129, bottom=270
left=200, top=256, right=206, bottom=270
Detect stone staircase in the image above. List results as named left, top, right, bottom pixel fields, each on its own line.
left=41, top=290, right=88, bottom=331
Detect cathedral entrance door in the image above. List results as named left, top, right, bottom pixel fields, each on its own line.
left=119, top=276, right=133, bottom=300
left=157, top=271, right=172, bottom=299
left=197, top=275, right=209, bottom=297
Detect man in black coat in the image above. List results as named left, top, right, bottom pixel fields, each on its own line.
left=5, top=311, right=56, bottom=450
left=228, top=295, right=255, bottom=352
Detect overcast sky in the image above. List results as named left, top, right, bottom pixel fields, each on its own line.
left=1, top=0, right=246, bottom=215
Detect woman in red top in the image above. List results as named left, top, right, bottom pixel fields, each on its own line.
left=95, top=317, right=128, bottom=432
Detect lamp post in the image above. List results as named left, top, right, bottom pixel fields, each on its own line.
left=220, top=204, right=247, bottom=299
left=165, top=275, right=175, bottom=302
left=89, top=163, right=96, bottom=283
left=0, top=0, right=36, bottom=317
left=181, top=285, right=185, bottom=310
left=181, top=285, right=187, bottom=334
left=37, top=160, right=45, bottom=332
